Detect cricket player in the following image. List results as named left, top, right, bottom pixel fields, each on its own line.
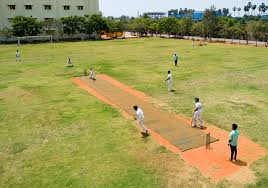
left=173, top=53, right=178, bottom=66
left=16, top=50, right=21, bottom=61
left=228, top=123, right=239, bottom=162
left=192, top=97, right=203, bottom=128
left=166, top=71, right=172, bottom=92
left=67, top=58, right=73, bottom=67
left=133, top=106, right=149, bottom=134
left=89, top=68, right=96, bottom=80
left=192, top=39, right=195, bottom=48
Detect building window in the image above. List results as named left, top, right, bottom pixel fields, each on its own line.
left=44, top=5, right=52, bottom=10
left=77, top=6, right=84, bottom=10
left=25, top=5, right=33, bottom=10
left=8, top=5, right=16, bottom=10
left=63, top=6, right=70, bottom=10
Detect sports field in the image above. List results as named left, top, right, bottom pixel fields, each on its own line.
left=0, top=38, right=267, bottom=187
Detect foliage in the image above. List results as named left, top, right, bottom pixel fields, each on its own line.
left=61, top=16, right=85, bottom=36
left=12, top=16, right=42, bottom=37
left=0, top=28, right=13, bottom=38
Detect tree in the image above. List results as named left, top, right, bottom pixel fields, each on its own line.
left=191, top=21, right=205, bottom=38
left=85, top=14, right=108, bottom=38
left=159, top=17, right=178, bottom=37
left=247, top=21, right=265, bottom=46
left=61, top=16, right=85, bottom=37
left=12, top=16, right=42, bottom=37
left=233, top=7, right=237, bottom=17
left=238, top=7, right=242, bottom=17
left=180, top=18, right=193, bottom=36
left=222, top=8, right=230, bottom=16
left=0, top=28, right=13, bottom=38
left=203, top=6, right=218, bottom=41
left=244, top=6, right=250, bottom=15
left=148, top=21, right=160, bottom=36
left=252, top=5, right=257, bottom=16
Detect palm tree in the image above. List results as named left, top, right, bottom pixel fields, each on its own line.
left=238, top=7, right=242, bottom=17
left=244, top=6, right=249, bottom=15
left=252, top=5, right=257, bottom=16
left=258, top=5, right=262, bottom=15
left=233, top=6, right=237, bottom=17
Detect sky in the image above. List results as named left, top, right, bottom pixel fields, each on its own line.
left=99, top=0, right=264, bottom=17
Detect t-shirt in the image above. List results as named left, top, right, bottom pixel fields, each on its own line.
left=167, top=73, right=172, bottom=83
left=195, top=102, right=202, bottom=111
left=16, top=52, right=20, bottom=57
left=174, top=55, right=178, bottom=61
left=136, top=108, right=144, bottom=120
left=229, top=130, right=239, bottom=146
left=89, top=70, right=95, bottom=78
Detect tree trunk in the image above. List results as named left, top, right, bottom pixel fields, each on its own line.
left=256, top=40, right=257, bottom=47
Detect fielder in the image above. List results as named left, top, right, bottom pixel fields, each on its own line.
left=133, top=106, right=149, bottom=135
left=228, top=123, right=239, bottom=162
left=173, top=53, right=178, bottom=66
left=89, top=68, right=96, bottom=80
left=166, top=71, right=172, bottom=92
left=16, top=50, right=21, bottom=61
left=67, top=58, right=73, bottom=67
left=192, top=39, right=195, bottom=48
left=192, top=97, right=203, bottom=128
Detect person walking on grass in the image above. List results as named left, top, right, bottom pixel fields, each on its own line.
left=133, top=106, right=149, bottom=136
left=228, top=123, right=239, bottom=162
left=16, top=50, right=21, bottom=62
left=165, top=71, right=172, bottom=92
left=173, top=53, right=178, bottom=66
left=192, top=97, right=203, bottom=128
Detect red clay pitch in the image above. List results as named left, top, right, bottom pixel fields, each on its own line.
left=72, top=75, right=266, bottom=181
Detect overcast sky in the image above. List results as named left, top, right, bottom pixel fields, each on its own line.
left=99, top=0, right=264, bottom=17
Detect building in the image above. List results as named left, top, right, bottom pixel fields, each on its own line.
left=144, top=12, right=166, bottom=19
left=192, top=11, right=204, bottom=21
left=0, top=0, right=99, bottom=29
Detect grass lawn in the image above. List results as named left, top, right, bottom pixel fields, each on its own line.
left=0, top=38, right=267, bottom=187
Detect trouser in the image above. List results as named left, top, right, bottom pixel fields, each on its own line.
left=193, top=110, right=202, bottom=127
left=138, top=118, right=148, bottom=133
left=16, top=57, right=20, bottom=61
left=230, top=145, right=237, bottom=160
left=174, top=60, right=178, bottom=66
left=168, top=81, right=172, bottom=92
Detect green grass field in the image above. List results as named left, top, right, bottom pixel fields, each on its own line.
left=0, top=38, right=267, bottom=187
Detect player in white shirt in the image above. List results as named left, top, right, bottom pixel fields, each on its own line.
left=89, top=68, right=96, bottom=80
left=133, top=106, right=149, bottom=135
left=192, top=39, right=195, bottom=48
left=67, top=58, right=73, bottom=67
left=166, top=71, right=172, bottom=92
left=192, top=97, right=203, bottom=128
left=16, top=50, right=21, bottom=61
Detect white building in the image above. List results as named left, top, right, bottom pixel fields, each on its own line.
left=0, top=0, right=99, bottom=29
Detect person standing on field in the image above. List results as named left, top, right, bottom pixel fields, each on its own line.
left=173, top=53, right=178, bottom=66
left=67, top=58, right=73, bottom=67
left=16, top=50, right=21, bottom=61
left=133, top=106, right=149, bottom=135
left=192, top=97, right=203, bottom=128
left=192, top=39, right=195, bottom=48
left=166, top=71, right=172, bottom=92
left=89, top=68, right=96, bottom=80
left=228, top=123, right=239, bottom=162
